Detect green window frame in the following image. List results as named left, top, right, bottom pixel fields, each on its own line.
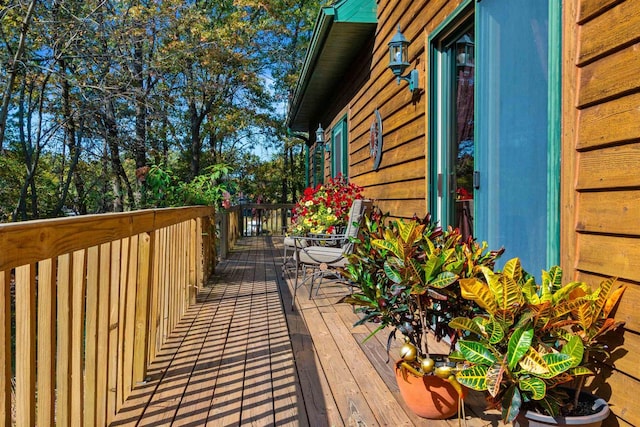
left=428, top=0, right=561, bottom=275
left=331, top=115, right=348, bottom=178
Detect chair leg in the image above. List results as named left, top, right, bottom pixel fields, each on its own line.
left=292, top=258, right=300, bottom=311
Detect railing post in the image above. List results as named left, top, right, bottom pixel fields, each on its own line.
left=133, top=232, right=153, bottom=385
left=189, top=219, right=197, bottom=305
left=0, top=271, right=11, bottom=426
left=15, top=264, right=36, bottom=427
left=220, top=211, right=229, bottom=259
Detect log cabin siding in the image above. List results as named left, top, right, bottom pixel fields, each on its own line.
left=564, top=0, right=640, bottom=425
left=320, top=0, right=466, bottom=219
left=298, top=0, right=638, bottom=423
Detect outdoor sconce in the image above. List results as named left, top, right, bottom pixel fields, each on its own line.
left=316, top=123, right=330, bottom=152
left=456, top=34, right=474, bottom=67
left=388, top=26, right=419, bottom=94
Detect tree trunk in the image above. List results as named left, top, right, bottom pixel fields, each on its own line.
left=103, top=100, right=135, bottom=211
left=0, top=0, right=37, bottom=151
left=189, top=101, right=202, bottom=179
left=133, top=40, right=147, bottom=169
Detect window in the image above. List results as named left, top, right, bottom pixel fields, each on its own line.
left=430, top=9, right=475, bottom=240
left=331, top=116, right=348, bottom=178
left=430, top=0, right=560, bottom=276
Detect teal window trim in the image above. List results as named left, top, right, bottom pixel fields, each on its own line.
left=305, top=144, right=310, bottom=188
left=427, top=0, right=473, bottom=226
left=546, top=1, right=561, bottom=267
left=331, top=114, right=348, bottom=178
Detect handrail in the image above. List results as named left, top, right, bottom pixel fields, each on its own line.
left=0, top=206, right=216, bottom=426
left=216, top=203, right=294, bottom=258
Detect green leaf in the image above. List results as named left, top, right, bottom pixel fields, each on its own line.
left=382, top=262, right=402, bottom=284
left=502, top=385, right=522, bottom=423
left=429, top=271, right=458, bottom=289
left=490, top=274, right=524, bottom=313
left=458, top=341, right=496, bottom=365
left=561, top=335, right=584, bottom=368
left=372, top=239, right=396, bottom=256
left=486, top=318, right=505, bottom=344
left=519, top=347, right=550, bottom=375
left=552, top=281, right=583, bottom=305
left=502, top=258, right=523, bottom=282
left=519, top=377, right=546, bottom=400
left=570, top=366, right=594, bottom=376
left=537, top=353, right=574, bottom=378
left=449, top=317, right=485, bottom=337
left=507, top=327, right=533, bottom=370
left=422, top=256, right=438, bottom=281
left=456, top=365, right=488, bottom=391
left=522, top=279, right=540, bottom=305
left=538, top=395, right=561, bottom=416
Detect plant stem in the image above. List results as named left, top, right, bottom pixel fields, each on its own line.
left=418, top=296, right=429, bottom=356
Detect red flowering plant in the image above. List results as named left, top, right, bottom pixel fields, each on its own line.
left=290, top=175, right=364, bottom=235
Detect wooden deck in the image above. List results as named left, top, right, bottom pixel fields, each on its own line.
left=110, top=237, right=500, bottom=426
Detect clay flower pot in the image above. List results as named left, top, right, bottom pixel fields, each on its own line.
left=394, top=365, right=464, bottom=419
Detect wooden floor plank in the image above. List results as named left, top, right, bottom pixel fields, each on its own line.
left=294, top=287, right=380, bottom=426
left=265, top=240, right=307, bottom=426
left=182, top=254, right=249, bottom=425
left=275, top=253, right=339, bottom=426
left=112, top=236, right=500, bottom=427
left=239, top=246, right=276, bottom=426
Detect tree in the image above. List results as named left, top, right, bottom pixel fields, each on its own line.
left=0, top=0, right=325, bottom=221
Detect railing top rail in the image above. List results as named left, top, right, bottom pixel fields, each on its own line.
left=228, top=203, right=295, bottom=209
left=0, top=205, right=215, bottom=271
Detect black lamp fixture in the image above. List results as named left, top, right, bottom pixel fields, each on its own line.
left=388, top=26, right=419, bottom=94
left=316, top=123, right=330, bottom=152
left=456, top=34, right=474, bottom=67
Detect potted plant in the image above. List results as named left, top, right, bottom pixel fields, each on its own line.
left=449, top=258, right=625, bottom=426
left=289, top=174, right=364, bottom=235
left=339, top=209, right=503, bottom=419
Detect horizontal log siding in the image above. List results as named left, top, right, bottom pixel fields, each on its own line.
left=317, top=0, right=464, bottom=219
left=564, top=0, right=640, bottom=425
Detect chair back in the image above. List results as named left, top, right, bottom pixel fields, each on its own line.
left=341, top=199, right=366, bottom=254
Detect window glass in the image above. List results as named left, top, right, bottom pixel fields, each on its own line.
left=430, top=16, right=475, bottom=240
left=331, top=117, right=348, bottom=177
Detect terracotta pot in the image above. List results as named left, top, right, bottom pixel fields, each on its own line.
left=513, top=393, right=609, bottom=427
left=394, top=365, right=464, bottom=419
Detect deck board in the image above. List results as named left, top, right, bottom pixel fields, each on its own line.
left=111, top=237, right=500, bottom=427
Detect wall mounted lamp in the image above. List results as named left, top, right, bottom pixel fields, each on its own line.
left=388, top=26, right=419, bottom=94
left=316, top=123, right=330, bottom=152
left=456, top=34, right=475, bottom=67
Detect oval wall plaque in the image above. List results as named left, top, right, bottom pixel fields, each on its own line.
left=369, top=109, right=383, bottom=171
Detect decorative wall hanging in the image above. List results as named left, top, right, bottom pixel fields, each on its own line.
left=369, top=109, right=383, bottom=170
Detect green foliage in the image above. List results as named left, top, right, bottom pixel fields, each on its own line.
left=145, top=163, right=235, bottom=208
left=449, top=260, right=626, bottom=421
left=339, top=209, right=503, bottom=375
left=0, top=0, right=322, bottom=220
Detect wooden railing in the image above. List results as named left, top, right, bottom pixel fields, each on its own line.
left=217, top=203, right=294, bottom=258
left=0, top=206, right=215, bottom=426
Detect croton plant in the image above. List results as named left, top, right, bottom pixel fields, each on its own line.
left=449, top=258, right=626, bottom=422
left=339, top=209, right=503, bottom=394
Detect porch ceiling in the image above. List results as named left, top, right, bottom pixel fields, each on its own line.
left=287, top=0, right=376, bottom=132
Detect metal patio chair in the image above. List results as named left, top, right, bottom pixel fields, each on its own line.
left=289, top=198, right=366, bottom=310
